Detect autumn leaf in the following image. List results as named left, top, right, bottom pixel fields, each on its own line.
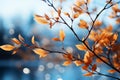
left=11, top=38, right=21, bottom=45
left=92, top=64, right=97, bottom=71
left=18, top=34, right=24, bottom=42
left=79, top=20, right=88, bottom=29
left=76, top=44, right=88, bottom=51
left=83, top=72, right=93, bottom=76
left=0, top=44, right=15, bottom=51
left=59, top=30, right=65, bottom=41
left=58, top=8, right=61, bottom=16
left=34, top=15, right=49, bottom=24
left=82, top=65, right=89, bottom=71
left=108, top=69, right=116, bottom=74
left=33, top=48, right=48, bottom=58
left=52, top=38, right=60, bottom=41
left=63, top=53, right=73, bottom=61
left=31, top=36, right=35, bottom=44
left=63, top=61, right=72, bottom=66
left=94, top=20, right=102, bottom=27
left=74, top=60, right=82, bottom=66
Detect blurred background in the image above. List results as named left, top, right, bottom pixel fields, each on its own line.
left=0, top=0, right=120, bottom=80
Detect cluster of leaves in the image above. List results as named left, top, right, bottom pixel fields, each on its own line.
left=1, top=0, right=120, bottom=79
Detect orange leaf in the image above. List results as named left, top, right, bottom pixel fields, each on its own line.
left=83, top=72, right=93, bottom=76
left=31, top=36, right=35, bottom=44
left=94, top=20, right=102, bottom=27
left=11, top=38, right=21, bottom=45
left=79, top=20, right=88, bottom=29
left=59, top=30, right=65, bottom=41
left=63, top=61, right=72, bottom=66
left=63, top=53, right=73, bottom=61
left=82, top=65, right=88, bottom=71
left=74, top=60, right=82, bottom=66
left=76, top=44, right=87, bottom=51
left=34, top=15, right=49, bottom=24
left=0, top=44, right=15, bottom=51
left=92, top=64, right=97, bottom=71
left=33, top=48, right=48, bottom=58
left=108, top=69, right=116, bottom=74
left=52, top=38, right=60, bottom=41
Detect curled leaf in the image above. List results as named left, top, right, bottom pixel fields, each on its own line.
left=31, top=36, right=35, bottom=44
left=18, top=34, right=24, bottom=42
left=0, top=44, right=15, bottom=51
left=33, top=48, right=48, bottom=58
left=59, top=30, right=65, bottom=41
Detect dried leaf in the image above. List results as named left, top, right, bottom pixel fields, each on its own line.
left=58, top=8, right=61, bottom=16
left=108, top=69, right=116, bottom=74
left=34, top=15, right=49, bottom=24
left=94, top=20, right=102, bottom=27
left=92, top=64, right=97, bottom=71
left=11, top=38, right=21, bottom=45
left=33, top=48, right=48, bottom=58
left=74, top=60, right=82, bottom=66
left=64, top=12, right=70, bottom=17
left=44, top=14, right=50, bottom=20
left=18, top=34, right=24, bottom=42
left=0, top=44, right=15, bottom=51
left=59, top=30, right=65, bottom=41
left=79, top=20, right=88, bottom=29
left=76, top=44, right=88, bottom=51
left=83, top=72, right=93, bottom=76
left=63, top=53, right=73, bottom=61
left=63, top=61, right=72, bottom=66
left=31, top=36, right=35, bottom=44
left=52, top=38, right=60, bottom=41
left=82, top=65, right=89, bottom=71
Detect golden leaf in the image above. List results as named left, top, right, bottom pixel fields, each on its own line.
left=108, top=69, right=116, bottom=74
left=18, top=34, right=24, bottom=42
left=92, top=64, right=97, bottom=71
left=34, top=15, right=49, bottom=24
left=33, top=48, right=48, bottom=58
left=74, top=60, right=82, bottom=66
left=83, top=72, right=93, bottom=76
left=52, top=38, right=60, bottom=41
left=59, top=30, right=65, bottom=41
left=63, top=61, right=72, bottom=66
left=0, top=44, right=15, bottom=51
left=76, top=44, right=88, bottom=51
left=11, top=38, right=21, bottom=45
left=94, top=20, right=102, bottom=27
left=63, top=53, right=73, bottom=61
left=31, top=36, right=35, bottom=44
left=79, top=20, right=88, bottom=29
